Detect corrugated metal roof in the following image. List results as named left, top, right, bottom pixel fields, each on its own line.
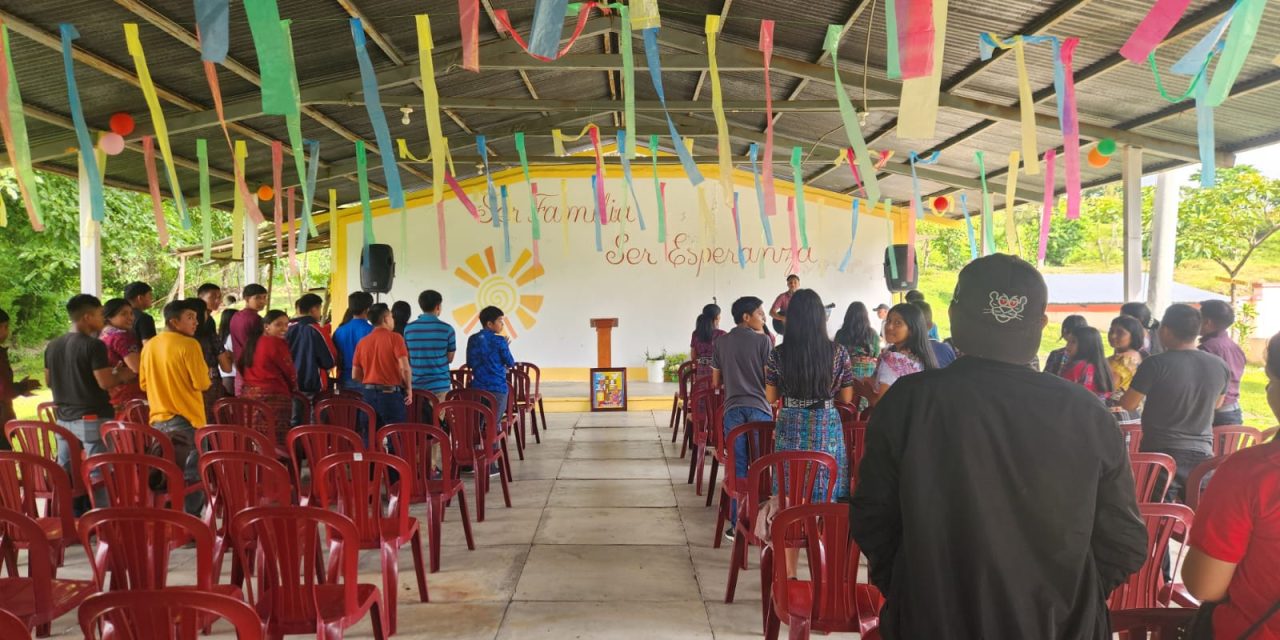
left=1045, top=273, right=1228, bottom=305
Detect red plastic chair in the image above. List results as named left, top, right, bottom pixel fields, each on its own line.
left=726, top=450, right=840, bottom=606
left=314, top=452, right=429, bottom=634
left=35, top=401, right=57, bottom=424
left=1261, top=426, right=1279, bottom=443
left=714, top=421, right=775, bottom=547
left=78, top=589, right=264, bottom=640
left=287, top=425, right=365, bottom=506
left=668, top=360, right=694, bottom=444
left=195, top=424, right=274, bottom=456
left=841, top=416, right=869, bottom=485
left=450, top=365, right=473, bottom=391
left=409, top=389, right=439, bottom=425
left=1128, top=452, right=1175, bottom=503
left=120, top=398, right=150, bottom=425
left=507, top=367, right=540, bottom=453
left=513, top=361, right=547, bottom=435
left=377, top=423, right=476, bottom=571
left=314, top=386, right=364, bottom=406
left=4, top=420, right=87, bottom=500
left=437, top=399, right=512, bottom=522
left=1109, top=607, right=1197, bottom=638
left=681, top=376, right=712, bottom=458
left=232, top=506, right=386, bottom=639
left=0, top=609, right=28, bottom=639
left=81, top=452, right=186, bottom=510
left=687, top=385, right=723, bottom=495
left=0, top=452, right=78, bottom=571
left=447, top=388, right=517, bottom=477
left=213, top=397, right=284, bottom=453
left=199, top=451, right=294, bottom=586
left=1211, top=425, right=1260, bottom=456
left=1108, top=503, right=1195, bottom=610
left=835, top=401, right=860, bottom=424
left=0, top=506, right=95, bottom=637
left=705, top=390, right=735, bottom=506
left=1118, top=423, right=1143, bottom=455
left=291, top=391, right=313, bottom=427
left=764, top=503, right=883, bottom=640
left=315, top=397, right=377, bottom=434
left=1186, top=453, right=1232, bottom=511
left=99, top=421, right=175, bottom=460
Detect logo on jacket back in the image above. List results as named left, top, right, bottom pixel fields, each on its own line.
left=986, top=292, right=1027, bottom=323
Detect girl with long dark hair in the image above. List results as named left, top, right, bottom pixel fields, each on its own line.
left=764, top=289, right=855, bottom=502
left=1107, top=315, right=1146, bottom=394
left=100, top=298, right=142, bottom=412
left=1063, top=326, right=1115, bottom=401
left=188, top=298, right=231, bottom=418
left=1121, top=302, right=1163, bottom=356
left=690, top=303, right=725, bottom=380
left=217, top=307, right=238, bottom=395
left=834, top=301, right=881, bottom=379
left=392, top=301, right=412, bottom=335
left=239, top=309, right=298, bottom=428
left=1044, top=314, right=1088, bottom=376
left=870, top=303, right=938, bottom=405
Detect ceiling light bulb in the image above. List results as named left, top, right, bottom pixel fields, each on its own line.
left=858, top=112, right=869, bottom=127
left=400, top=106, right=413, bottom=126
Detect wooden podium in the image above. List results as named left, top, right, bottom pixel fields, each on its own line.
left=589, top=318, right=618, bottom=367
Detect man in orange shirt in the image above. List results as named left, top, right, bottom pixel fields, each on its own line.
left=352, top=303, right=412, bottom=443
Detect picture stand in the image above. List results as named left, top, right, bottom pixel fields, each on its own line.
left=590, top=367, right=628, bottom=412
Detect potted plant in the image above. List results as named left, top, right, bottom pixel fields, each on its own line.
left=644, top=349, right=667, bottom=383
left=663, top=353, right=689, bottom=382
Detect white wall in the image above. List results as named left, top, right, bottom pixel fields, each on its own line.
left=340, top=171, right=895, bottom=369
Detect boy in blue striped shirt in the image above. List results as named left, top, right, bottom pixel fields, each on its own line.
left=404, top=290, right=456, bottom=396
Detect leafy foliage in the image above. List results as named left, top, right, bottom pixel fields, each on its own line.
left=1177, top=165, right=1280, bottom=298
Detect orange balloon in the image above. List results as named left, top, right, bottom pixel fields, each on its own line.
left=1087, top=148, right=1110, bottom=168
left=256, top=185, right=274, bottom=201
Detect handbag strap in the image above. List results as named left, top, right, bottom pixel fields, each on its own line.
left=1241, top=599, right=1280, bottom=639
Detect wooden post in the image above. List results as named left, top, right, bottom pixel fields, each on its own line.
left=589, top=318, right=619, bottom=368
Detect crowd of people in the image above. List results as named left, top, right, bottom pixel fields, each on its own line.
left=0, top=282, right=521, bottom=513
left=691, top=257, right=1277, bottom=638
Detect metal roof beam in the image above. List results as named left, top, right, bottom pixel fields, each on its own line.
left=691, top=0, right=735, bottom=102
left=315, top=96, right=898, bottom=112
left=480, top=0, right=550, bottom=116
left=771, top=0, right=875, bottom=128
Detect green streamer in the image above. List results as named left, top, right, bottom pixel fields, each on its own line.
left=885, top=201, right=898, bottom=279
left=1206, top=0, right=1267, bottom=107
left=0, top=25, right=42, bottom=229
left=356, top=140, right=374, bottom=245
left=885, top=0, right=901, bottom=80
left=280, top=20, right=314, bottom=238
left=651, top=134, right=666, bottom=242
left=197, top=139, right=211, bottom=261
left=790, top=147, right=810, bottom=250
left=515, top=132, right=540, bottom=239
left=243, top=0, right=298, bottom=116
left=976, top=151, right=994, bottom=255
left=1147, top=50, right=1213, bottom=103
left=620, top=6, right=636, bottom=158
left=825, top=24, right=881, bottom=204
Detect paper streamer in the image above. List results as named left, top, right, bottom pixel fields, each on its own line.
left=474, top=137, right=499, bottom=228
left=1005, top=150, right=1021, bottom=254
left=328, top=189, right=338, bottom=274
left=232, top=141, right=251, bottom=259
left=885, top=0, right=901, bottom=79
left=278, top=21, right=312, bottom=237
left=197, top=139, right=211, bottom=261
left=826, top=25, right=882, bottom=205
left=976, top=151, right=994, bottom=255
left=1038, top=149, right=1057, bottom=264
left=59, top=25, right=105, bottom=223
left=584, top=126, right=609, bottom=226
left=642, top=28, right=703, bottom=185
left=351, top=20, right=405, bottom=210
left=591, top=175, right=603, bottom=252
left=786, top=196, right=800, bottom=274
left=789, top=148, right=810, bottom=250
left=355, top=140, right=375, bottom=246
left=529, top=0, right=570, bottom=59
left=1060, top=38, right=1081, bottom=219
left=458, top=0, right=480, bottom=72
left=205, top=61, right=263, bottom=224
left=731, top=190, right=745, bottom=269
left=493, top=2, right=605, bottom=62
left=897, top=0, right=947, bottom=140
left=287, top=187, right=298, bottom=275
left=417, top=15, right=448, bottom=210
left=0, top=24, right=42, bottom=230
left=748, top=143, right=774, bottom=245
left=649, top=136, right=667, bottom=242
left=141, top=137, right=171, bottom=247
left=759, top=21, right=777, bottom=216
left=978, top=35, right=1038, bottom=175
left=271, top=140, right=283, bottom=256
left=194, top=0, right=229, bottom=62
left=514, top=132, right=541, bottom=240
left=906, top=198, right=917, bottom=282
left=1196, top=80, right=1216, bottom=187
left=127, top=24, right=192, bottom=226
left=885, top=205, right=898, bottom=279
left=617, top=130, right=647, bottom=231
left=1120, top=0, right=1194, bottom=63
left=908, top=151, right=940, bottom=219
left=301, top=139, right=320, bottom=247
left=631, top=0, right=661, bottom=29
left=444, top=171, right=479, bottom=219
left=958, top=193, right=977, bottom=260
left=243, top=0, right=298, bottom=116
left=838, top=199, right=860, bottom=273
left=436, top=201, right=447, bottom=270
left=499, top=184, right=512, bottom=263
left=839, top=148, right=866, bottom=198
left=706, top=16, right=734, bottom=209
left=620, top=6, right=636, bottom=158
left=898, top=0, right=936, bottom=79
left=1172, top=4, right=1236, bottom=76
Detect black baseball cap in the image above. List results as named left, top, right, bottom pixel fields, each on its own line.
left=948, top=254, right=1047, bottom=364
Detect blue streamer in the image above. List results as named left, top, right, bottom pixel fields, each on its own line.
left=58, top=25, right=104, bottom=222
left=1165, top=9, right=1232, bottom=188
left=500, top=184, right=512, bottom=263
left=958, top=193, right=978, bottom=260
left=1172, top=5, right=1236, bottom=75
left=732, top=190, right=745, bottom=269
left=908, top=151, right=940, bottom=219
left=592, top=175, right=603, bottom=252
left=642, top=28, right=704, bottom=185
left=749, top=143, right=774, bottom=246
left=838, top=199, right=860, bottom=272
left=529, top=0, right=570, bottom=59
left=617, top=130, right=647, bottom=231
left=1196, top=81, right=1215, bottom=187
left=478, top=135, right=500, bottom=228
left=351, top=18, right=405, bottom=209
left=299, top=138, right=320, bottom=251
left=194, top=0, right=229, bottom=62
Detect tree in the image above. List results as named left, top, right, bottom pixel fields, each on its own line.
left=1177, top=165, right=1280, bottom=302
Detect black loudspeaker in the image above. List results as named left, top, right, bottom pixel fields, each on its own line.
left=883, top=244, right=918, bottom=292
left=360, top=244, right=395, bottom=293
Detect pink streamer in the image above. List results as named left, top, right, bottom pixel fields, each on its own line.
left=492, top=2, right=608, bottom=63
left=899, top=0, right=935, bottom=79
left=458, top=0, right=480, bottom=72
left=142, top=136, right=170, bottom=247
left=845, top=148, right=867, bottom=198
left=786, top=196, right=799, bottom=274
left=1060, top=38, right=1081, bottom=220
left=1038, top=149, right=1057, bottom=264
left=1120, top=0, right=1194, bottom=63
left=271, top=140, right=283, bottom=255
left=445, top=171, right=480, bottom=220
left=204, top=60, right=263, bottom=224
left=437, top=201, right=448, bottom=269
left=287, top=186, right=298, bottom=274
left=759, top=21, right=778, bottom=217
left=588, top=126, right=608, bottom=226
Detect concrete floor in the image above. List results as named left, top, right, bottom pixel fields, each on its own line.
left=41, top=410, right=863, bottom=639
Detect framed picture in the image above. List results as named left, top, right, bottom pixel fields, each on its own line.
left=589, top=367, right=628, bottom=412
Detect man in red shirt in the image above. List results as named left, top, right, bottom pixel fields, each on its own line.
left=351, top=303, right=411, bottom=443
left=228, top=283, right=268, bottom=394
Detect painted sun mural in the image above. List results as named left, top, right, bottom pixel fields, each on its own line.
left=452, top=247, right=545, bottom=337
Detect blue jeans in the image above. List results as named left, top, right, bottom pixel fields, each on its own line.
left=722, top=406, right=773, bottom=524
left=1213, top=405, right=1243, bottom=427
left=56, top=416, right=110, bottom=513
left=152, top=415, right=203, bottom=516
left=362, top=388, right=407, bottom=445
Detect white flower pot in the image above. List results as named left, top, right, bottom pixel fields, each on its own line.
left=647, top=360, right=666, bottom=383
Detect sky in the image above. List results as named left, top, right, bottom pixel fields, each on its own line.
left=1156, top=140, right=1280, bottom=186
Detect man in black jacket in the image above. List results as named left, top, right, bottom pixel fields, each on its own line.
left=851, top=254, right=1147, bottom=639
left=286, top=293, right=336, bottom=424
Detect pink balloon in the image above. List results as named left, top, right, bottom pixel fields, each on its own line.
left=99, top=132, right=126, bottom=156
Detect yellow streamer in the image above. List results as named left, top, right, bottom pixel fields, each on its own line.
left=631, top=0, right=661, bottom=30
left=416, top=15, right=447, bottom=206
left=328, top=189, right=338, bottom=275
left=232, top=141, right=246, bottom=260
left=396, top=138, right=456, bottom=175
left=983, top=35, right=1039, bottom=175
left=684, top=137, right=695, bottom=156
left=1005, top=151, right=1021, bottom=254
left=124, top=24, right=187, bottom=222
left=897, top=0, right=948, bottom=140
left=553, top=123, right=598, bottom=157
left=706, top=15, right=733, bottom=210
left=0, top=187, right=7, bottom=227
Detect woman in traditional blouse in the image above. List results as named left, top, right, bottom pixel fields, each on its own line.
left=239, top=309, right=298, bottom=430
left=1107, top=315, right=1146, bottom=394
left=690, top=303, right=725, bottom=381
left=100, top=298, right=142, bottom=413
left=868, top=303, right=938, bottom=406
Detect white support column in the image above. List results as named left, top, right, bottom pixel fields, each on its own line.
left=1121, top=146, right=1144, bottom=302
left=78, top=157, right=102, bottom=297
left=1147, top=171, right=1180, bottom=317
left=244, top=216, right=259, bottom=285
